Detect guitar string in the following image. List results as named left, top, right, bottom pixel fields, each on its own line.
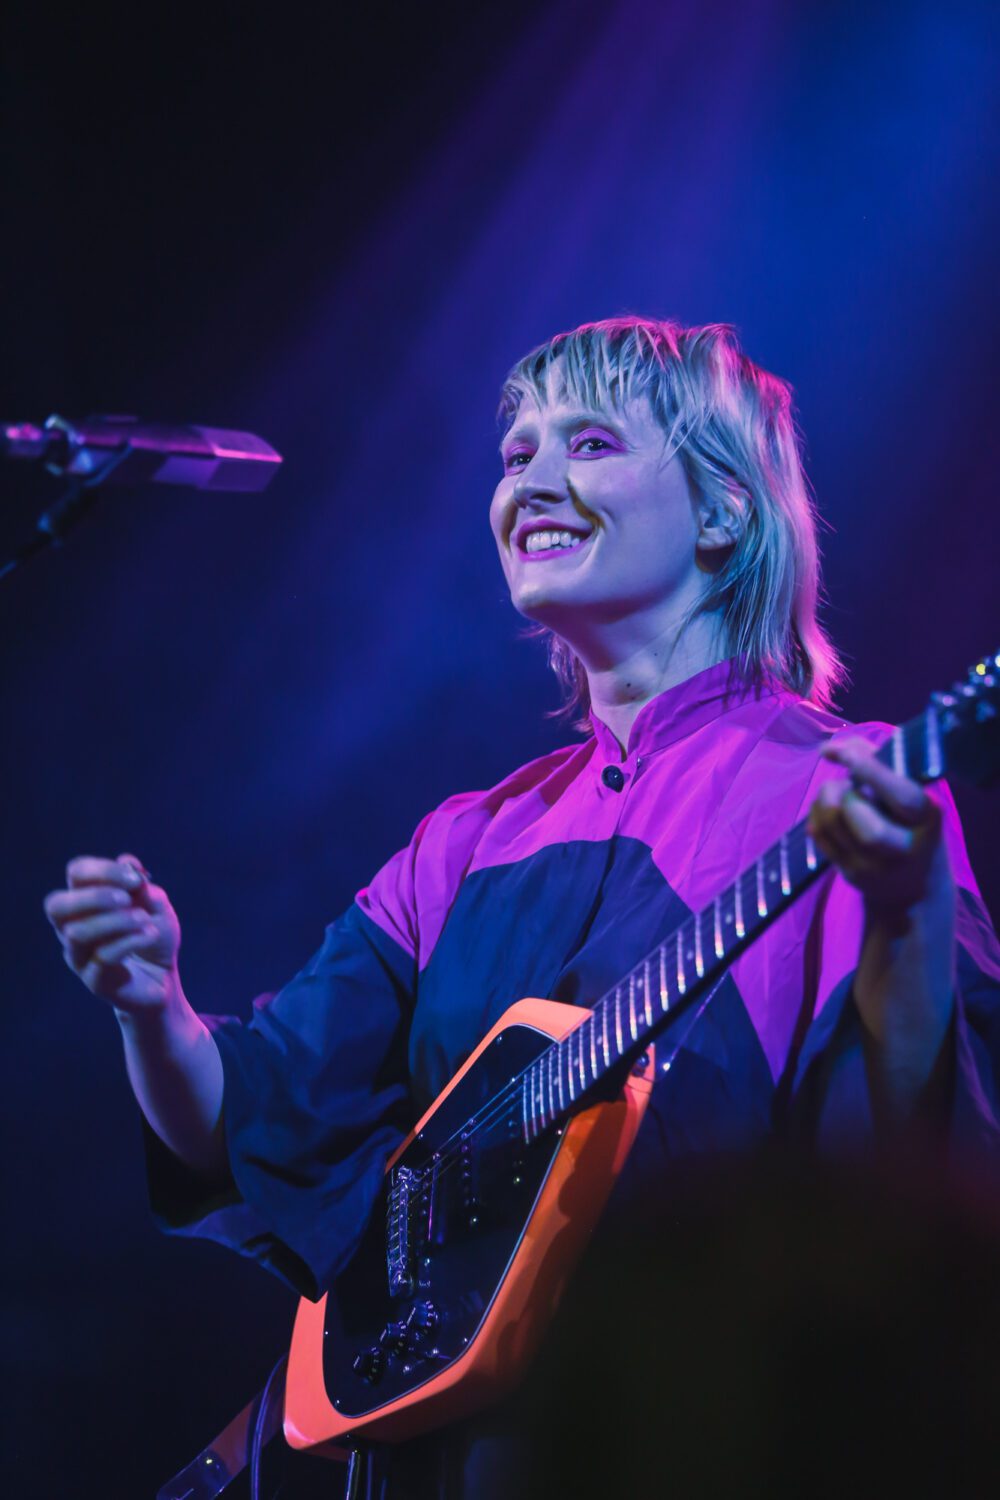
left=413, top=874, right=778, bottom=1198
left=420, top=698, right=990, bottom=1202
left=400, top=1010, right=594, bottom=1192
left=413, top=821, right=820, bottom=1185
left=407, top=712, right=934, bottom=1192
left=413, top=973, right=725, bottom=1211
left=410, top=709, right=965, bottom=1215
left=405, top=898, right=738, bottom=1186
left=403, top=822, right=824, bottom=1192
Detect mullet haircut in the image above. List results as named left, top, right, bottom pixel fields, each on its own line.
left=497, top=316, right=846, bottom=727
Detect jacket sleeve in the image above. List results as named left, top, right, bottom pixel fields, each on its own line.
left=143, top=822, right=436, bottom=1301
left=790, top=780, right=1000, bottom=1166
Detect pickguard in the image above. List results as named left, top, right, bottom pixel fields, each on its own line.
left=322, top=1021, right=563, bottom=1420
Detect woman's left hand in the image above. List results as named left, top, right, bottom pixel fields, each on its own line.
left=807, top=737, right=949, bottom=918
left=808, top=735, right=956, bottom=1115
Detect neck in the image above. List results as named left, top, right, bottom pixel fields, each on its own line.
left=574, top=610, right=726, bottom=754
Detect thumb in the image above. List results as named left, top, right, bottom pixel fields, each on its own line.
left=116, top=852, right=169, bottom=914
left=117, top=852, right=151, bottom=881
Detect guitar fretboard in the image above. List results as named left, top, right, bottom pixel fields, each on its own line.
left=520, top=705, right=947, bottom=1142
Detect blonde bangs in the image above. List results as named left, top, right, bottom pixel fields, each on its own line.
left=497, top=317, right=846, bottom=728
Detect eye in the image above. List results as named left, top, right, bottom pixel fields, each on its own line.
left=502, top=448, right=533, bottom=471
left=571, top=435, right=615, bottom=456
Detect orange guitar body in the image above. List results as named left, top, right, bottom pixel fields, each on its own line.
left=283, top=998, right=654, bottom=1453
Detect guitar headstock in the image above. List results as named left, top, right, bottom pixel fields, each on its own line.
left=932, top=650, right=1000, bottom=787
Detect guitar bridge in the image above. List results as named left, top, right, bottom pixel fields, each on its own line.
left=386, top=1165, right=420, bottom=1298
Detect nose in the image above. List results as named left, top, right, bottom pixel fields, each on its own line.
left=511, top=448, right=568, bottom=509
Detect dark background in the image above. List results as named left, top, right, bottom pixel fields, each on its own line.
left=2, top=1, right=998, bottom=1494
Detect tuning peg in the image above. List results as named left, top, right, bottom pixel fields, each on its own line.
left=969, top=657, right=998, bottom=687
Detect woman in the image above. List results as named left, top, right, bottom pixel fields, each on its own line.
left=44, top=319, right=999, bottom=1495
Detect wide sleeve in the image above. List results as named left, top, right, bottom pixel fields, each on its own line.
left=144, top=823, right=435, bottom=1301
left=789, top=780, right=1000, bottom=1167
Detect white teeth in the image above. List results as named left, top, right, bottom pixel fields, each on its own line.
left=524, top=529, right=589, bottom=553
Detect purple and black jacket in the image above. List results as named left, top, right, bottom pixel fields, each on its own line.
left=147, top=660, right=1000, bottom=1301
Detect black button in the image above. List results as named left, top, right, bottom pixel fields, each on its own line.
left=601, top=765, right=626, bottom=792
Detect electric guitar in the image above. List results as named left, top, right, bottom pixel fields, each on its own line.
left=277, top=654, right=1000, bottom=1456
left=157, top=656, right=1000, bottom=1500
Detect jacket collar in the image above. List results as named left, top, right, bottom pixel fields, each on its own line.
left=589, top=658, right=783, bottom=762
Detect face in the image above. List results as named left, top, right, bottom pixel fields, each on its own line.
left=490, top=368, right=716, bottom=636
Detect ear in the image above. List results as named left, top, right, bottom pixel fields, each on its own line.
left=696, top=498, right=740, bottom=553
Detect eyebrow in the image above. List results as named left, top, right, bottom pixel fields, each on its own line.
left=499, top=408, right=628, bottom=451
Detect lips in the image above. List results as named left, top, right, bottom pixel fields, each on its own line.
left=514, top=520, right=594, bottom=556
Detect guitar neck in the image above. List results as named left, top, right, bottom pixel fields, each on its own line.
left=520, top=705, right=948, bottom=1140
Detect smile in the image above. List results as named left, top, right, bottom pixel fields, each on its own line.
left=519, top=527, right=593, bottom=559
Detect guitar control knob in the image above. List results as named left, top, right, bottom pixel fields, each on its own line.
left=409, top=1301, right=439, bottom=1336
left=380, top=1320, right=409, bottom=1354
left=352, top=1345, right=385, bottom=1385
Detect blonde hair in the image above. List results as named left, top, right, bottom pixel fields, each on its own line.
left=497, top=317, right=845, bottom=725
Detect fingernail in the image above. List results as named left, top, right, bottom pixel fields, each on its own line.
left=121, top=867, right=142, bottom=888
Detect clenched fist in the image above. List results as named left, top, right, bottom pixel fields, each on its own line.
left=44, top=854, right=182, bottom=1016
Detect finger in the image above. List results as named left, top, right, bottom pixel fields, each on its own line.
left=44, top=884, right=134, bottom=927
left=808, top=805, right=855, bottom=867
left=811, top=778, right=847, bottom=813
left=811, top=782, right=912, bottom=859
left=116, top=853, right=173, bottom=915
left=66, top=856, right=145, bottom=892
left=133, top=880, right=171, bottom=916
left=839, top=789, right=913, bottom=856
left=806, top=778, right=847, bottom=838
left=61, top=908, right=156, bottom=948
left=809, top=781, right=890, bottom=866
left=76, top=930, right=160, bottom=988
left=92, top=928, right=160, bottom=965
left=822, top=739, right=930, bottom=827
left=78, top=944, right=158, bottom=994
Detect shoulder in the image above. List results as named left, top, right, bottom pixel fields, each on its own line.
left=758, top=695, right=903, bottom=797
left=767, top=697, right=977, bottom=874
left=409, top=740, right=589, bottom=852
left=356, top=741, right=591, bottom=961
left=378, top=740, right=591, bottom=873
left=762, top=693, right=894, bottom=754
left=712, top=693, right=898, bottom=833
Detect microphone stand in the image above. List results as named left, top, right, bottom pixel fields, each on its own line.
left=2, top=412, right=281, bottom=581
left=0, top=444, right=131, bottom=582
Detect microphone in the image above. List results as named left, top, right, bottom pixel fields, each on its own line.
left=1, top=414, right=282, bottom=492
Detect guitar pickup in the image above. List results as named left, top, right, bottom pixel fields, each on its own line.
left=386, top=1165, right=420, bottom=1298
